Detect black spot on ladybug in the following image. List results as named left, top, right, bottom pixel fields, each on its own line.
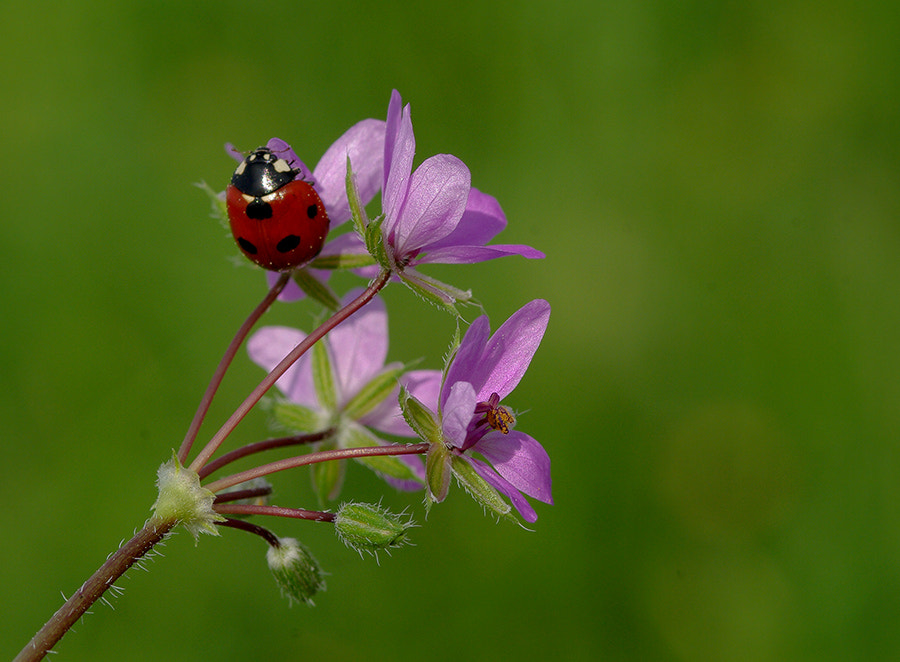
left=307, top=204, right=318, bottom=219
left=246, top=200, right=273, bottom=220
left=276, top=235, right=302, bottom=253
left=238, top=237, right=258, bottom=255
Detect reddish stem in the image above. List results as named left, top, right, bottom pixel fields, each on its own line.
left=188, top=269, right=391, bottom=473
left=203, top=443, right=430, bottom=494
left=197, top=429, right=335, bottom=480
left=215, top=504, right=336, bottom=522
left=177, top=272, right=291, bottom=463
left=14, top=518, right=177, bottom=662
left=217, top=517, right=282, bottom=546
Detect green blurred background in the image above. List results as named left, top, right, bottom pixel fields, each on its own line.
left=2, top=1, right=899, bottom=660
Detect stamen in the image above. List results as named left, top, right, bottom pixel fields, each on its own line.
left=463, top=393, right=516, bottom=450
left=487, top=405, right=515, bottom=434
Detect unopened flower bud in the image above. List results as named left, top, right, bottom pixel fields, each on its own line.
left=266, top=538, right=325, bottom=606
left=334, top=502, right=414, bottom=556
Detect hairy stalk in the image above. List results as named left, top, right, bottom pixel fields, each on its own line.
left=215, top=504, right=336, bottom=522
left=203, top=442, right=429, bottom=493
left=177, top=271, right=291, bottom=463
left=198, top=429, right=335, bottom=480
left=217, top=517, right=282, bottom=546
left=213, top=485, right=273, bottom=504
left=14, top=517, right=177, bottom=662
left=189, top=269, right=392, bottom=472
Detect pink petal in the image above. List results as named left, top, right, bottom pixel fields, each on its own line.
left=425, top=188, right=507, bottom=251
left=474, top=299, right=551, bottom=401
left=328, top=290, right=389, bottom=402
left=247, top=326, right=317, bottom=407
left=419, top=243, right=545, bottom=265
left=313, top=119, right=386, bottom=226
left=467, top=456, right=538, bottom=523
left=441, top=381, right=477, bottom=448
left=383, top=93, right=415, bottom=240
left=393, top=154, right=470, bottom=256
left=441, top=316, right=490, bottom=411
left=403, top=369, right=443, bottom=411
left=476, top=431, right=553, bottom=504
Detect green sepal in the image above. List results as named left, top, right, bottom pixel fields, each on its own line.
left=311, top=339, right=337, bottom=412
left=399, top=386, right=441, bottom=444
left=343, top=364, right=406, bottom=421
left=398, top=270, right=471, bottom=316
left=342, top=423, right=423, bottom=484
left=151, top=452, right=225, bottom=542
left=450, top=455, right=517, bottom=523
left=271, top=400, right=322, bottom=433
left=290, top=268, right=341, bottom=311
left=195, top=181, right=228, bottom=228
left=425, top=442, right=452, bottom=506
left=364, top=214, right=390, bottom=269
left=311, top=444, right=346, bottom=504
left=308, top=252, right=377, bottom=271
left=346, top=155, right=369, bottom=239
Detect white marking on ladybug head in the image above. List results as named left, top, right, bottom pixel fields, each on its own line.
left=273, top=158, right=292, bottom=173
left=234, top=160, right=247, bottom=175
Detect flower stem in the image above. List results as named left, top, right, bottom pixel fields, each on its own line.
left=213, top=485, right=273, bottom=504
left=217, top=517, right=282, bottom=546
left=203, top=443, right=429, bottom=494
left=177, top=272, right=291, bottom=464
left=198, top=429, right=335, bottom=480
left=215, top=504, right=336, bottom=522
left=188, top=269, right=392, bottom=473
left=14, top=517, right=177, bottom=662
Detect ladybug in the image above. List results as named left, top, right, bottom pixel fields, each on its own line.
left=226, top=146, right=329, bottom=271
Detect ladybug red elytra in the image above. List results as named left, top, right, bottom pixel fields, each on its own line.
left=226, top=146, right=330, bottom=271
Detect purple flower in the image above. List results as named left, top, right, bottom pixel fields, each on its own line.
left=430, top=299, right=552, bottom=522
left=247, top=289, right=436, bottom=495
left=227, top=119, right=385, bottom=301
left=367, top=91, right=545, bottom=305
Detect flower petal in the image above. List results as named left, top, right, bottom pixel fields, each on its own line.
left=441, top=315, right=490, bottom=411
left=403, top=369, right=443, bottom=411
left=393, top=154, right=470, bottom=256
left=328, top=290, right=389, bottom=402
left=424, top=188, right=507, bottom=251
left=467, top=456, right=538, bottom=523
left=364, top=368, right=443, bottom=436
left=383, top=92, right=415, bottom=240
left=473, top=299, right=551, bottom=401
left=314, top=119, right=386, bottom=226
left=225, top=142, right=244, bottom=163
left=247, top=326, right=317, bottom=407
left=318, top=231, right=367, bottom=258
left=441, top=381, right=477, bottom=449
left=383, top=453, right=427, bottom=491
left=476, top=430, right=553, bottom=504
left=418, top=243, right=545, bottom=265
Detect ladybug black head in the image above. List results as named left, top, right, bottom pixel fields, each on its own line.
left=231, top=147, right=299, bottom=198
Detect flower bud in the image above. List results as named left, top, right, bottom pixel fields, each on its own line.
left=334, top=502, right=414, bottom=556
left=266, top=537, right=325, bottom=606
